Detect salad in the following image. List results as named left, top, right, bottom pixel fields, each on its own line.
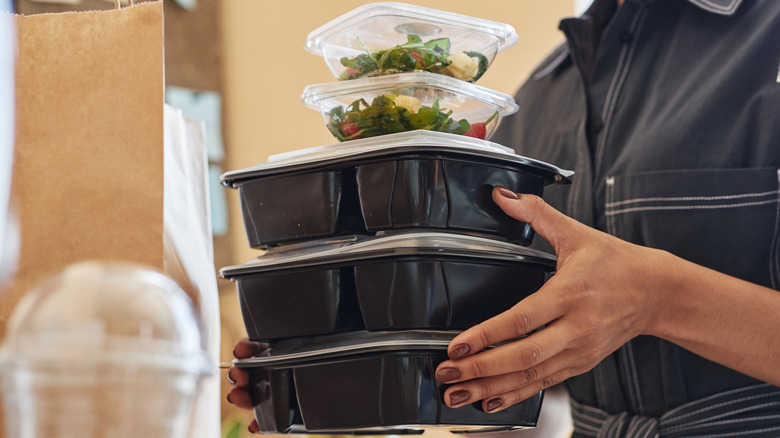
left=326, top=94, right=497, bottom=141
left=339, top=35, right=489, bottom=82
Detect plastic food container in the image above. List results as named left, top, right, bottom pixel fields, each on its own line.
left=304, top=2, right=518, bottom=82
left=221, top=131, right=572, bottom=249
left=220, top=232, right=556, bottom=341
left=0, top=262, right=212, bottom=438
left=301, top=72, right=518, bottom=141
left=234, top=331, right=544, bottom=434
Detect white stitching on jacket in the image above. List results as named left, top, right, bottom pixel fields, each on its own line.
left=605, top=198, right=778, bottom=216
left=700, top=424, right=780, bottom=438
left=594, top=7, right=649, bottom=178
left=626, top=341, right=644, bottom=414
left=605, top=189, right=780, bottom=208
left=661, top=383, right=773, bottom=419
left=662, top=392, right=780, bottom=424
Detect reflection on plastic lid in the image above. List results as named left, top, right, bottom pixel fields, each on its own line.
left=221, top=231, right=556, bottom=278
left=235, top=330, right=458, bottom=366
left=301, top=71, right=518, bottom=113
left=304, top=2, right=519, bottom=56
left=220, top=130, right=574, bottom=187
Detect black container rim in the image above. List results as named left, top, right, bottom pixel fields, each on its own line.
left=232, top=330, right=531, bottom=368
left=233, top=330, right=458, bottom=368
left=220, top=232, right=557, bottom=279
left=220, top=131, right=573, bottom=187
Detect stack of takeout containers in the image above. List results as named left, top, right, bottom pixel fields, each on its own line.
left=220, top=2, right=573, bottom=434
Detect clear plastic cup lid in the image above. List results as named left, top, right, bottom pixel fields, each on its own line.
left=234, top=330, right=458, bottom=367
left=220, top=231, right=557, bottom=278
left=304, top=2, right=518, bottom=82
left=0, top=262, right=213, bottom=376
left=220, top=130, right=573, bottom=187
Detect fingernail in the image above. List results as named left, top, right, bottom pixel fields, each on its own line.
left=486, top=397, right=504, bottom=412
left=226, top=393, right=233, bottom=404
left=248, top=421, right=260, bottom=434
left=436, top=367, right=461, bottom=382
left=497, top=186, right=519, bottom=200
left=449, top=389, right=470, bottom=405
left=449, top=343, right=471, bottom=360
left=226, top=369, right=236, bottom=385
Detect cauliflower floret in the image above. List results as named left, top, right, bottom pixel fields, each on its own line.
left=392, top=95, right=422, bottom=113
left=441, top=52, right=479, bottom=82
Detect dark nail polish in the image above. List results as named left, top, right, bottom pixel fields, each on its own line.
left=436, top=367, right=461, bottom=382
left=486, top=398, right=504, bottom=412
left=449, top=389, right=470, bottom=405
left=226, top=393, right=233, bottom=404
left=450, top=343, right=471, bottom=360
left=497, top=186, right=519, bottom=199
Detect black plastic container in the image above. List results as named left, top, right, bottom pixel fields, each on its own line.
left=235, top=331, right=544, bottom=434
left=220, top=232, right=556, bottom=341
left=221, top=131, right=572, bottom=248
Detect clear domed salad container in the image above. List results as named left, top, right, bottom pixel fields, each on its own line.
left=305, top=2, right=518, bottom=83
left=301, top=71, right=518, bottom=142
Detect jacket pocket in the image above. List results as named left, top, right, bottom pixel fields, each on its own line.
left=604, top=168, right=780, bottom=289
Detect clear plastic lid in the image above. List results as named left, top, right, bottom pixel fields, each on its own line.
left=0, top=262, right=213, bottom=376
left=304, top=2, right=518, bottom=82
left=234, top=330, right=458, bottom=367
left=220, top=231, right=556, bottom=279
left=220, top=130, right=573, bottom=187
left=301, top=72, right=518, bottom=142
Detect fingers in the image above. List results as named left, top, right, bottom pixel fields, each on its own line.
left=444, top=370, right=573, bottom=413
left=492, top=186, right=583, bottom=251
left=226, top=387, right=254, bottom=410
left=228, top=337, right=270, bottom=423
left=441, top=346, right=580, bottom=412
left=436, top=319, right=582, bottom=413
left=228, top=338, right=263, bottom=393
left=233, top=337, right=269, bottom=359
left=248, top=419, right=260, bottom=434
left=227, top=367, right=250, bottom=388
left=438, top=318, right=569, bottom=383
left=442, top=286, right=566, bottom=364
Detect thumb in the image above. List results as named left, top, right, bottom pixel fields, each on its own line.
left=493, top=186, right=583, bottom=251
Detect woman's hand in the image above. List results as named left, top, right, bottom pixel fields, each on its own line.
left=226, top=338, right=269, bottom=434
left=434, top=186, right=671, bottom=413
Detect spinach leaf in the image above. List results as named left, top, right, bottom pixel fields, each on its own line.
left=337, top=35, right=486, bottom=81
left=326, top=95, right=481, bottom=141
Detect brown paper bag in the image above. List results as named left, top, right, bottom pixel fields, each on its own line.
left=8, top=1, right=164, bottom=317
left=6, top=3, right=220, bottom=437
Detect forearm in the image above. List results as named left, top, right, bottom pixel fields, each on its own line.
left=645, top=249, right=780, bottom=387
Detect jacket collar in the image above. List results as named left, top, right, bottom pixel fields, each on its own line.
left=531, top=0, right=745, bottom=81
